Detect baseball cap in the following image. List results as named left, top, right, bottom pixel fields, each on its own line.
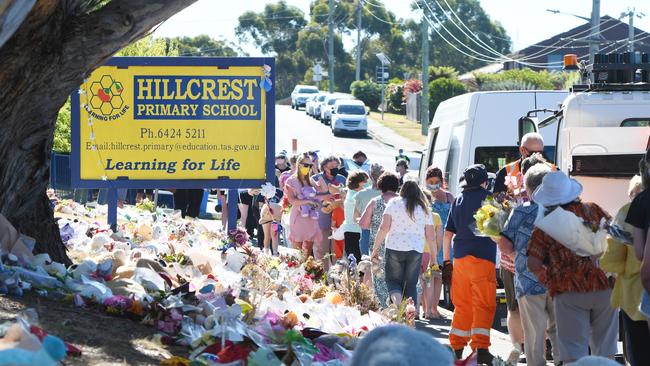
left=459, top=164, right=488, bottom=188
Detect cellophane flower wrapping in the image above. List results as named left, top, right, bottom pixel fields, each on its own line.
left=472, top=193, right=522, bottom=239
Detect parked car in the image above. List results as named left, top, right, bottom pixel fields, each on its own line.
left=291, top=85, right=319, bottom=110
left=320, top=93, right=354, bottom=124
left=307, top=93, right=327, bottom=118
left=306, top=93, right=325, bottom=117
left=330, top=99, right=368, bottom=136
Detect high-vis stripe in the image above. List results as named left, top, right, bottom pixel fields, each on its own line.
left=450, top=328, right=471, bottom=337
left=471, top=328, right=491, bottom=337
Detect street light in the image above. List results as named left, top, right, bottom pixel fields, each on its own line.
left=546, top=2, right=601, bottom=65
left=546, top=9, right=590, bottom=21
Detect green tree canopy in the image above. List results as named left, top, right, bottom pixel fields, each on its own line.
left=170, top=35, right=237, bottom=57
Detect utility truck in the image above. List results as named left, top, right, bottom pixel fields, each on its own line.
left=518, top=53, right=650, bottom=214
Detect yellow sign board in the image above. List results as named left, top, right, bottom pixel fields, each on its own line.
left=74, top=58, right=272, bottom=184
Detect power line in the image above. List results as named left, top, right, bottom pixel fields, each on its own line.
left=362, top=3, right=403, bottom=26
left=419, top=1, right=560, bottom=66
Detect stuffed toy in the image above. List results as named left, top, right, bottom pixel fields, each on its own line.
left=0, top=323, right=66, bottom=366
left=321, top=184, right=344, bottom=214
left=298, top=186, right=319, bottom=219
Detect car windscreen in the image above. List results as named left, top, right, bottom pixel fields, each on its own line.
left=318, top=95, right=326, bottom=101
left=337, top=105, right=366, bottom=115
left=299, top=88, right=318, bottom=94
left=327, top=98, right=339, bottom=105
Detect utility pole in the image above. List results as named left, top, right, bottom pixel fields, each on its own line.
left=355, top=0, right=362, bottom=81
left=328, top=0, right=335, bottom=93
left=629, top=10, right=635, bottom=53
left=622, top=9, right=646, bottom=53
left=588, top=0, right=600, bottom=65
left=420, top=14, right=430, bottom=136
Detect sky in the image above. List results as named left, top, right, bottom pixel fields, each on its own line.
left=153, top=0, right=650, bottom=56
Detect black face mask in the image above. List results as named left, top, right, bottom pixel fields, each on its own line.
left=329, top=167, right=340, bottom=176
left=354, top=160, right=364, bottom=166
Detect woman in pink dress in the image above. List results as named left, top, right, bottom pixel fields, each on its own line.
left=284, top=152, right=322, bottom=258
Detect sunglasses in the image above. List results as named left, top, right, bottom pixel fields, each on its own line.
left=301, top=163, right=313, bottom=168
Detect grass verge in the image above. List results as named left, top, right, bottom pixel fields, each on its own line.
left=369, top=111, right=427, bottom=145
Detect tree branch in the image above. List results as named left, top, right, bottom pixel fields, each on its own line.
left=62, top=0, right=196, bottom=74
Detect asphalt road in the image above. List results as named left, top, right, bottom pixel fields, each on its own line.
left=275, top=105, right=416, bottom=172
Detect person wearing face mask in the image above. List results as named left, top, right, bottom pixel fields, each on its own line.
left=441, top=164, right=497, bottom=364
left=493, top=133, right=547, bottom=355
left=275, top=152, right=291, bottom=174
left=493, top=133, right=547, bottom=195
left=424, top=166, right=454, bottom=319
left=284, top=152, right=322, bottom=257
left=312, top=156, right=347, bottom=266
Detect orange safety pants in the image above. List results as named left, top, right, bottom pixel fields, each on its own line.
left=449, top=255, right=497, bottom=351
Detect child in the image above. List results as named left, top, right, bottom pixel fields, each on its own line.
left=259, top=199, right=282, bottom=255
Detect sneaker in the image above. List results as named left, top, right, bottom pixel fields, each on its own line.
left=454, top=348, right=463, bottom=360
left=476, top=349, right=494, bottom=365
left=506, top=348, right=521, bottom=364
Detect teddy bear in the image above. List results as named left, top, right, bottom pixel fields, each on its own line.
left=321, top=184, right=344, bottom=214
left=298, top=186, right=319, bottom=219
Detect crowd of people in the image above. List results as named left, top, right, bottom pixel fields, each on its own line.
left=219, top=134, right=650, bottom=365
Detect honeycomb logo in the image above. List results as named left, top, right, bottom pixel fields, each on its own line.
left=86, top=75, right=129, bottom=120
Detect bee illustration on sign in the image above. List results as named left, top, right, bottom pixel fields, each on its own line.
left=86, top=75, right=129, bottom=120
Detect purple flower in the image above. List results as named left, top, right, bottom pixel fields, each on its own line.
left=103, top=295, right=132, bottom=311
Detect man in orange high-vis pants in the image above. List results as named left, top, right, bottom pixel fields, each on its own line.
left=441, top=165, right=497, bottom=364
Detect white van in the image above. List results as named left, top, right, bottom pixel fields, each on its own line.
left=419, top=91, right=568, bottom=195
left=330, top=99, right=369, bottom=136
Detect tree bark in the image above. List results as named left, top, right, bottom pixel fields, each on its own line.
left=0, top=0, right=196, bottom=265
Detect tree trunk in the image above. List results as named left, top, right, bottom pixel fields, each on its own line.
left=0, top=0, right=196, bottom=266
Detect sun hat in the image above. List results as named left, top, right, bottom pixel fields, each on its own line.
left=532, top=171, right=583, bottom=206
left=459, top=164, right=488, bottom=188
left=349, top=324, right=453, bottom=366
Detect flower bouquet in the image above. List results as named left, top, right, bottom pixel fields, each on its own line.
left=472, top=194, right=516, bottom=239
left=534, top=207, right=609, bottom=257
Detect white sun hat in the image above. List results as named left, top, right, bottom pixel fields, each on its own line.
left=532, top=171, right=583, bottom=207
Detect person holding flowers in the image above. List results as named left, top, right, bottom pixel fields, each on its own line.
left=284, top=152, right=322, bottom=258
left=496, top=154, right=558, bottom=366
left=493, top=134, right=547, bottom=362
left=441, top=164, right=497, bottom=364
left=424, top=166, right=454, bottom=318
left=527, top=171, right=616, bottom=364
left=626, top=147, right=650, bottom=325
left=601, top=174, right=650, bottom=366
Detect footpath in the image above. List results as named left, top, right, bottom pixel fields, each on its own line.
left=367, top=115, right=528, bottom=363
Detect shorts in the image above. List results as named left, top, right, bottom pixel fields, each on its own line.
left=500, top=269, right=518, bottom=311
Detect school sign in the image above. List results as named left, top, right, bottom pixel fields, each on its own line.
left=71, top=57, right=275, bottom=189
